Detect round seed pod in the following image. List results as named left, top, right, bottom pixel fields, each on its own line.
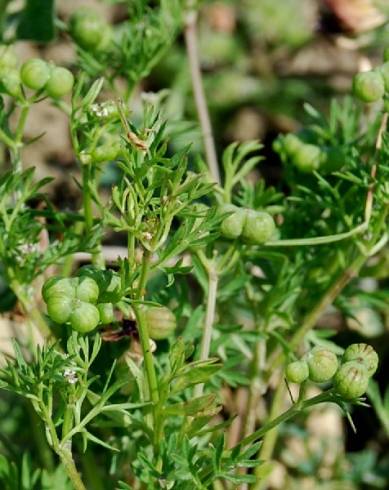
left=285, top=360, right=309, bottom=384
left=143, top=305, right=177, bottom=340
left=307, top=347, right=339, bottom=383
left=70, top=301, right=100, bottom=333
left=20, top=58, right=50, bottom=90
left=69, top=8, right=110, bottom=51
left=292, top=143, right=322, bottom=173
left=0, top=45, right=18, bottom=70
left=283, top=133, right=303, bottom=156
left=46, top=296, right=73, bottom=324
left=42, top=277, right=76, bottom=303
left=0, top=69, right=22, bottom=98
left=353, top=71, right=385, bottom=103
left=78, top=266, right=122, bottom=303
left=97, top=303, right=115, bottom=324
left=242, top=210, right=276, bottom=244
left=76, top=277, right=99, bottom=303
left=334, top=361, right=369, bottom=400
left=45, top=66, right=74, bottom=98
left=220, top=204, right=246, bottom=239
left=343, top=343, right=378, bottom=377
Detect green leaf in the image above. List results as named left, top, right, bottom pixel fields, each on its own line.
left=16, top=0, right=56, bottom=42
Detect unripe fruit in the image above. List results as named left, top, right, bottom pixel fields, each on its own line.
left=20, top=59, right=50, bottom=90
left=76, top=277, right=99, bottom=303
left=97, top=303, right=115, bottom=324
left=143, top=305, right=177, bottom=340
left=334, top=361, right=369, bottom=400
left=307, top=347, right=338, bottom=383
left=91, top=136, right=121, bottom=163
left=242, top=210, right=276, bottom=244
left=45, top=67, right=74, bottom=98
left=70, top=301, right=100, bottom=333
left=0, top=45, right=17, bottom=69
left=353, top=71, right=385, bottom=103
left=343, top=343, right=378, bottom=377
left=0, top=69, right=22, bottom=98
left=283, top=134, right=303, bottom=156
left=42, top=277, right=76, bottom=302
left=46, top=296, right=73, bottom=324
left=78, top=266, right=122, bottom=303
left=292, top=144, right=322, bottom=173
left=70, top=9, right=110, bottom=51
left=285, top=360, right=309, bottom=384
left=220, top=205, right=246, bottom=239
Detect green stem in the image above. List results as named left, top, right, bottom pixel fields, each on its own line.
left=194, top=262, right=218, bottom=398
left=27, top=403, right=54, bottom=471
left=59, top=449, right=87, bottom=490
left=82, top=164, right=93, bottom=233
left=235, top=391, right=331, bottom=451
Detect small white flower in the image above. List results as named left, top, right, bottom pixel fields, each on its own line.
left=63, top=368, right=78, bottom=385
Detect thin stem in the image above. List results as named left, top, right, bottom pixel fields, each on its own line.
left=184, top=2, right=220, bottom=184
left=82, top=164, right=93, bottom=232
left=59, top=449, right=87, bottom=490
left=194, top=261, right=218, bottom=397
left=235, top=391, right=331, bottom=451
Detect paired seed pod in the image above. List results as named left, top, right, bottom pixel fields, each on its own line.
left=20, top=58, right=73, bottom=97
left=143, top=305, right=177, bottom=340
left=78, top=266, right=122, bottom=303
left=307, top=347, right=338, bottom=383
left=220, top=206, right=276, bottom=244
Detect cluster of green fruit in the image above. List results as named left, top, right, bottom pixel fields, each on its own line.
left=69, top=8, right=112, bottom=53
left=42, top=267, right=177, bottom=339
left=0, top=46, right=74, bottom=100
left=285, top=343, right=378, bottom=400
left=353, top=49, right=389, bottom=105
left=274, top=134, right=344, bottom=174
left=42, top=267, right=121, bottom=333
left=219, top=205, right=276, bottom=244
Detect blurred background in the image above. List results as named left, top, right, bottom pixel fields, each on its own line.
left=0, top=1, right=389, bottom=489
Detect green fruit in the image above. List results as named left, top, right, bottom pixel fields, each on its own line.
left=307, top=347, right=338, bottom=383
left=70, top=301, right=100, bottom=333
left=97, top=303, right=115, bottom=324
left=242, top=210, right=276, bottom=244
left=46, top=296, right=73, bottom=324
left=343, top=343, right=378, bottom=377
left=220, top=205, right=246, bottom=239
left=45, top=67, right=74, bottom=98
left=70, top=9, right=110, bottom=50
left=76, top=277, right=99, bottom=303
left=78, top=266, right=122, bottom=303
left=285, top=360, right=309, bottom=384
left=353, top=71, right=385, bottom=103
left=143, top=305, right=177, bottom=340
left=92, top=136, right=121, bottom=163
left=0, top=45, right=17, bottom=70
left=20, top=58, right=50, bottom=90
left=0, top=69, right=22, bottom=98
left=292, top=144, right=322, bottom=173
left=42, top=277, right=76, bottom=302
left=334, top=361, right=369, bottom=400
left=283, top=134, right=303, bottom=156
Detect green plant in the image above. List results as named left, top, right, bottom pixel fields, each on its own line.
left=0, top=2, right=387, bottom=489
